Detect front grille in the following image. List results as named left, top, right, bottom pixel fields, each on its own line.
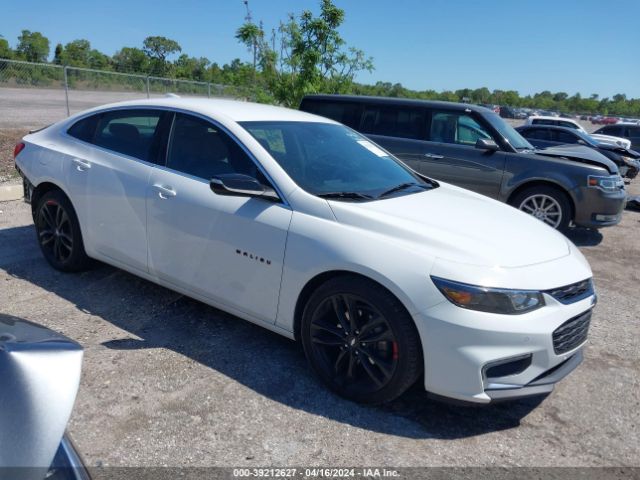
left=553, top=310, right=591, bottom=354
left=545, top=278, right=594, bottom=305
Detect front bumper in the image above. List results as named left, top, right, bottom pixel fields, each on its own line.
left=572, top=184, right=626, bottom=228
left=484, top=348, right=582, bottom=401
left=412, top=292, right=594, bottom=404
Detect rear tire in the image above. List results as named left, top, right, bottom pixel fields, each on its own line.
left=34, top=189, right=91, bottom=272
left=301, top=275, right=423, bottom=404
left=510, top=185, right=572, bottom=231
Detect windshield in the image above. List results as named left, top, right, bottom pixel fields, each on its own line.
left=484, top=112, right=535, bottom=150
left=240, top=121, right=431, bottom=198
left=575, top=130, right=600, bottom=147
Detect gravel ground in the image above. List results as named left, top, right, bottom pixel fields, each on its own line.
left=0, top=182, right=638, bottom=469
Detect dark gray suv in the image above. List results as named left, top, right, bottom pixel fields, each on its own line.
left=300, top=95, right=627, bottom=230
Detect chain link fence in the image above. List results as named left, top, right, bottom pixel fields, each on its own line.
left=0, top=59, right=254, bottom=128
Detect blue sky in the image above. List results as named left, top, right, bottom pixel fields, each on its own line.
left=2, top=0, right=639, bottom=98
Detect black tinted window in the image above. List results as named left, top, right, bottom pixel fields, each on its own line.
left=522, top=128, right=552, bottom=141
left=532, top=119, right=557, bottom=127
left=600, top=125, right=623, bottom=136
left=167, top=114, right=259, bottom=180
left=360, top=106, right=425, bottom=140
left=93, top=110, right=162, bottom=161
left=626, top=127, right=640, bottom=137
left=301, top=100, right=361, bottom=128
left=67, top=115, right=99, bottom=142
left=555, top=131, right=578, bottom=143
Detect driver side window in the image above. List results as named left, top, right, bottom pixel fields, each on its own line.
left=429, top=111, right=493, bottom=146
left=167, top=113, right=260, bottom=181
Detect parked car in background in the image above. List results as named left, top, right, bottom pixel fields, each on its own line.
left=479, top=103, right=500, bottom=114
left=499, top=106, right=527, bottom=120
left=592, top=116, right=619, bottom=125
left=0, top=314, right=89, bottom=480
left=594, top=123, right=640, bottom=152
left=16, top=97, right=597, bottom=405
left=516, top=125, right=640, bottom=179
left=300, top=95, right=626, bottom=231
left=525, top=116, right=631, bottom=149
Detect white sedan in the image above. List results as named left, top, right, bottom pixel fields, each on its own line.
left=14, top=98, right=595, bottom=404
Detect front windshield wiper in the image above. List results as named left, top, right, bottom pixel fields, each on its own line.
left=378, top=182, right=430, bottom=199
left=317, top=191, right=374, bottom=200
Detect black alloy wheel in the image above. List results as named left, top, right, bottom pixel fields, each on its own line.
left=35, top=190, right=91, bottom=272
left=302, top=276, right=422, bottom=404
left=37, top=199, right=74, bottom=264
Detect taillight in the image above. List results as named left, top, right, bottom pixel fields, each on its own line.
left=14, top=142, right=25, bottom=158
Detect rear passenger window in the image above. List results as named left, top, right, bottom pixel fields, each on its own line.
left=302, top=101, right=361, bottom=128
left=429, top=111, right=493, bottom=145
left=67, top=115, right=99, bottom=143
left=360, top=106, right=426, bottom=140
left=93, top=110, right=162, bottom=162
left=555, top=131, right=578, bottom=143
left=525, top=128, right=552, bottom=141
left=601, top=126, right=623, bottom=136
left=532, top=119, right=557, bottom=126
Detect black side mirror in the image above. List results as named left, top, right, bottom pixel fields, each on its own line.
left=475, top=138, right=499, bottom=151
left=210, top=173, right=279, bottom=201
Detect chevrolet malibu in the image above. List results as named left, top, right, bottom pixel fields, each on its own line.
left=14, top=98, right=595, bottom=404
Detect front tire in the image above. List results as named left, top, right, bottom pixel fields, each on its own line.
left=35, top=189, right=91, bottom=272
left=301, top=275, right=423, bottom=404
left=510, top=185, right=572, bottom=231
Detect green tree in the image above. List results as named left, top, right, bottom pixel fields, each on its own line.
left=53, top=43, right=63, bottom=64
left=235, top=22, right=263, bottom=71
left=15, top=30, right=50, bottom=62
left=143, top=36, right=181, bottom=76
left=174, top=54, right=210, bottom=81
left=237, top=0, right=373, bottom=106
left=112, top=47, right=149, bottom=73
left=0, top=36, right=12, bottom=59
left=61, top=39, right=91, bottom=67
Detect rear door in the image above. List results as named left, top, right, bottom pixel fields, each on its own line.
left=413, top=109, right=506, bottom=198
left=623, top=126, right=640, bottom=150
left=64, top=109, right=167, bottom=272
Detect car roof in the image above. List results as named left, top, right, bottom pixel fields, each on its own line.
left=73, top=96, right=336, bottom=124
left=519, top=124, right=579, bottom=131
left=301, top=94, right=493, bottom=113
left=528, top=116, right=578, bottom=123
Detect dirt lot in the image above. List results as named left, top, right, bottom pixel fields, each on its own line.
left=0, top=128, right=28, bottom=182
left=0, top=181, right=638, bottom=469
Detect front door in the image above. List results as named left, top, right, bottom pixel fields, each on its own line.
left=415, top=110, right=506, bottom=198
left=146, top=113, right=292, bottom=323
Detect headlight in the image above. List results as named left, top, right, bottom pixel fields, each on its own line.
left=621, top=156, right=640, bottom=168
left=431, top=276, right=545, bottom=315
left=587, top=175, right=623, bottom=191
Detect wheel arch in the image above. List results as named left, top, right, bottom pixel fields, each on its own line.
left=292, top=269, right=416, bottom=342
left=506, top=180, right=576, bottom=220
left=30, top=180, right=70, bottom=217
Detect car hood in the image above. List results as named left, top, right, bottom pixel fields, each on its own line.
left=591, top=133, right=632, bottom=149
left=534, top=144, right=619, bottom=173
left=327, top=184, right=571, bottom=268
left=596, top=142, right=640, bottom=159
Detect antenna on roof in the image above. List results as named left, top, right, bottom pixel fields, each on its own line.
left=244, top=0, right=252, bottom=23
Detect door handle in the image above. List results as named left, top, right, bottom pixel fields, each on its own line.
left=424, top=153, right=444, bottom=159
left=72, top=158, right=91, bottom=171
left=152, top=184, right=177, bottom=199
